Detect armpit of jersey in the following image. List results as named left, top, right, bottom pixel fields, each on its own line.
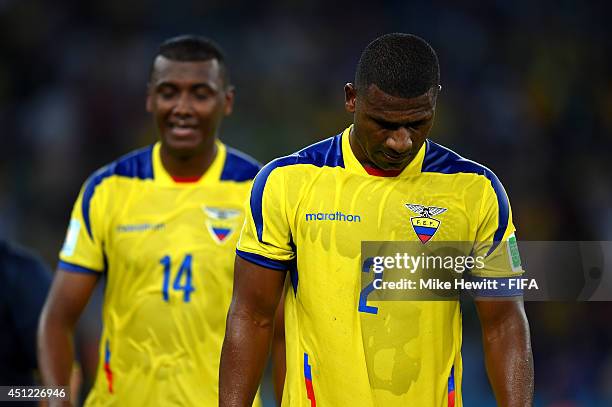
left=235, top=249, right=291, bottom=271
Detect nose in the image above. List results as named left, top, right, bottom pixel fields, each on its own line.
left=173, top=93, right=193, bottom=116
left=385, top=127, right=413, bottom=154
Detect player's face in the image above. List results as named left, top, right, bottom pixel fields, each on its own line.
left=147, top=56, right=234, bottom=157
left=345, top=83, right=437, bottom=171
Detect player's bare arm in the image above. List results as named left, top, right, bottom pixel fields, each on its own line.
left=38, top=269, right=98, bottom=403
left=219, top=256, right=286, bottom=407
left=272, top=291, right=286, bottom=406
left=476, top=299, right=534, bottom=407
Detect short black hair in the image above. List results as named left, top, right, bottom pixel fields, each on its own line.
left=355, top=33, right=439, bottom=98
left=150, top=35, right=230, bottom=85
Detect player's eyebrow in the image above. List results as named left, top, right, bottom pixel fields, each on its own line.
left=369, top=115, right=398, bottom=127
left=369, top=112, right=432, bottom=127
left=155, top=80, right=218, bottom=90
left=191, top=82, right=219, bottom=92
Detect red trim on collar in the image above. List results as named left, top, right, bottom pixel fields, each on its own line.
left=171, top=175, right=202, bottom=183
left=363, top=166, right=402, bottom=177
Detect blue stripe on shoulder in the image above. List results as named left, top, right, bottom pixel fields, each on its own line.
left=422, top=140, right=509, bottom=255
left=251, top=133, right=344, bottom=242
left=236, top=249, right=290, bottom=271
left=82, top=145, right=154, bottom=240
left=220, top=146, right=262, bottom=182
left=58, top=260, right=102, bottom=275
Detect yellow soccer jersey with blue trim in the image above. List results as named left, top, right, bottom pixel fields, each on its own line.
left=59, top=140, right=262, bottom=407
left=237, top=126, right=522, bottom=407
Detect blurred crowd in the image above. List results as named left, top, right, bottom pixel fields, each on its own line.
left=0, top=0, right=610, bottom=405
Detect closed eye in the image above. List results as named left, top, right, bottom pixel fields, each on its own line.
left=193, top=85, right=215, bottom=100
left=372, top=117, right=399, bottom=130
left=408, top=120, right=427, bottom=129
left=157, top=84, right=178, bottom=99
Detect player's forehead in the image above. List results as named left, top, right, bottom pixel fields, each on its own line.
left=151, top=55, right=223, bottom=86
left=361, top=84, right=436, bottom=120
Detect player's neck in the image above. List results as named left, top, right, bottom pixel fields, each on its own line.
left=160, top=142, right=218, bottom=179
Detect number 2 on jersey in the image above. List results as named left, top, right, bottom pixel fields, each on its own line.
left=358, top=257, right=381, bottom=314
left=160, top=254, right=195, bottom=302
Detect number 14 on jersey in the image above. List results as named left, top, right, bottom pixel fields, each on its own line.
left=160, top=254, right=195, bottom=302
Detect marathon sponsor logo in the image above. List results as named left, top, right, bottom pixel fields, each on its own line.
left=305, top=211, right=361, bottom=222
left=116, top=223, right=165, bottom=233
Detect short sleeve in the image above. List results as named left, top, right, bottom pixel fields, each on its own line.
left=471, top=175, right=524, bottom=279
left=58, top=174, right=108, bottom=274
left=236, top=165, right=294, bottom=271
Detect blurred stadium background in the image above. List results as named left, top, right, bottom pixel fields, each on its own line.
left=1, top=0, right=611, bottom=405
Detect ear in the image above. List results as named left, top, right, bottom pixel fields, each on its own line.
left=344, top=83, right=357, bottom=114
left=223, top=86, right=235, bottom=116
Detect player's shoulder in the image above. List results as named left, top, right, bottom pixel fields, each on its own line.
left=86, top=145, right=154, bottom=185
left=220, top=144, right=262, bottom=182
left=97, top=145, right=154, bottom=181
left=249, top=132, right=343, bottom=202
left=292, top=132, right=344, bottom=167
left=80, top=145, right=154, bottom=199
left=422, top=139, right=502, bottom=186
left=259, top=132, right=344, bottom=177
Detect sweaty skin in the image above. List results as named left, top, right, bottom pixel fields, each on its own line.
left=345, top=83, right=436, bottom=171
left=146, top=56, right=234, bottom=178
left=476, top=299, right=534, bottom=406
left=272, top=293, right=287, bottom=405
left=219, top=257, right=286, bottom=406
left=38, top=271, right=98, bottom=407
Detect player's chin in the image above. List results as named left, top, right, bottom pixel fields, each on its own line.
left=162, top=133, right=205, bottom=156
left=375, top=158, right=410, bottom=171
left=375, top=152, right=414, bottom=170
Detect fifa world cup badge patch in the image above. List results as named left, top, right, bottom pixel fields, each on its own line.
left=507, top=233, right=522, bottom=272
left=202, top=207, right=242, bottom=244
left=405, top=203, right=448, bottom=243
left=60, top=218, right=81, bottom=256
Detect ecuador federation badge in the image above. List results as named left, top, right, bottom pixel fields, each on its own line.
left=202, top=207, right=242, bottom=244
left=405, top=203, right=447, bottom=243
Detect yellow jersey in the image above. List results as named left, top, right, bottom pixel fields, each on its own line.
left=59, top=140, right=262, bottom=406
left=237, top=126, right=522, bottom=406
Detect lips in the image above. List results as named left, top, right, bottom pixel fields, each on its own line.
left=381, top=150, right=411, bottom=163
left=168, top=121, right=198, bottom=137
left=170, top=126, right=196, bottom=137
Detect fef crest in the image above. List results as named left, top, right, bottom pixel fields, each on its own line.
left=202, top=207, right=242, bottom=244
left=405, top=203, right=447, bottom=243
